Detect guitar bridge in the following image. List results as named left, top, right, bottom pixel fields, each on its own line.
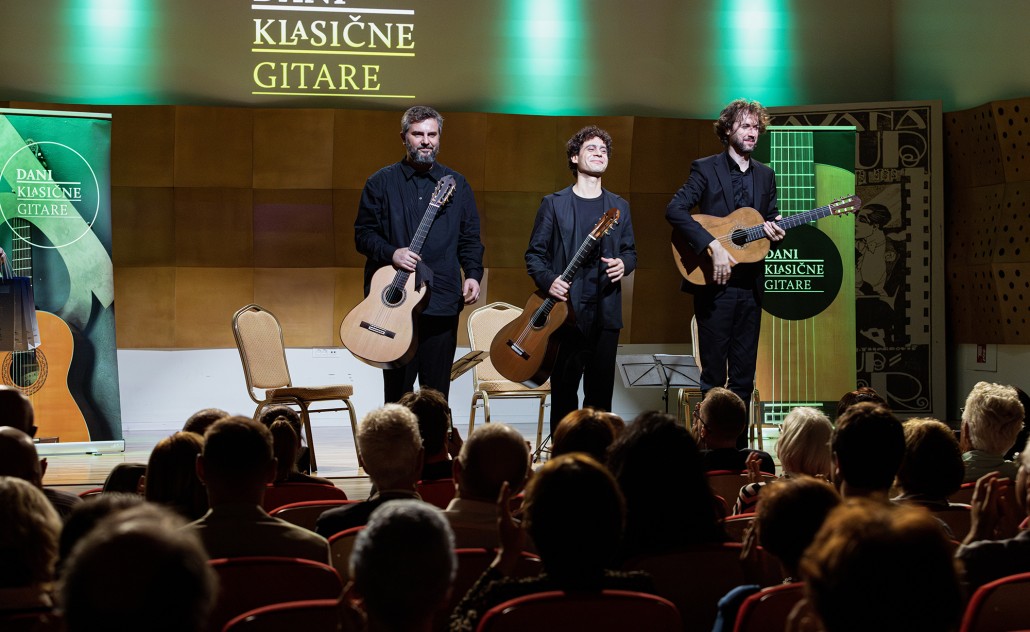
left=506, top=340, right=529, bottom=359
left=360, top=321, right=396, bottom=339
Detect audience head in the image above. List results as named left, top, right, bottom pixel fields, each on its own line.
left=357, top=404, right=423, bottom=490
left=256, top=404, right=302, bottom=437
left=58, top=493, right=145, bottom=573
left=897, top=418, right=964, bottom=500
left=962, top=381, right=1024, bottom=456
left=455, top=422, right=530, bottom=502
left=181, top=407, right=229, bottom=436
left=698, top=387, right=748, bottom=448
left=145, top=431, right=208, bottom=520
left=60, top=504, right=217, bottom=632
left=551, top=407, right=617, bottom=462
left=0, top=386, right=36, bottom=436
left=0, top=475, right=61, bottom=589
left=1005, top=386, right=1030, bottom=459
left=197, top=416, right=275, bottom=502
left=102, top=462, right=147, bottom=494
left=831, top=402, right=905, bottom=496
left=607, top=411, right=724, bottom=556
left=800, top=499, right=962, bottom=632
left=349, top=500, right=456, bottom=630
left=754, top=476, right=840, bottom=577
left=523, top=453, right=625, bottom=582
left=398, top=387, right=451, bottom=459
left=0, top=425, right=43, bottom=485
left=835, top=386, right=888, bottom=419
left=777, top=407, right=834, bottom=478
left=269, top=419, right=303, bottom=482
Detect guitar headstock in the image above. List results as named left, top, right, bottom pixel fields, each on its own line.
left=432, top=175, right=457, bottom=207
left=591, top=208, right=621, bottom=239
left=829, top=195, right=862, bottom=216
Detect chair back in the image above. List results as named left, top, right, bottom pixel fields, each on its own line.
left=707, top=471, right=776, bottom=508
left=233, top=304, right=292, bottom=397
left=950, top=481, right=976, bottom=504
left=476, top=589, right=680, bottom=632
left=733, top=582, right=806, bottom=632
left=466, top=302, right=523, bottom=388
left=723, top=513, right=756, bottom=543
left=431, top=548, right=542, bottom=632
left=207, top=556, right=343, bottom=632
left=623, top=543, right=783, bottom=632
left=328, top=526, right=365, bottom=582
left=960, top=571, right=1030, bottom=632
left=262, top=483, right=348, bottom=513
left=417, top=478, right=456, bottom=509
left=934, top=503, right=973, bottom=541
left=222, top=599, right=344, bottom=632
left=77, top=487, right=103, bottom=498
left=270, top=500, right=360, bottom=532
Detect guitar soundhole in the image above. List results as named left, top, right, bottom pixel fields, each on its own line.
left=730, top=228, right=748, bottom=247
left=381, top=286, right=406, bottom=307
left=2, top=350, right=49, bottom=396
left=531, top=313, right=548, bottom=328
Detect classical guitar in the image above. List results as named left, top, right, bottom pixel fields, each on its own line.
left=670, top=195, right=861, bottom=285
left=490, top=208, right=621, bottom=387
left=340, top=175, right=457, bottom=369
left=1, top=215, right=91, bottom=442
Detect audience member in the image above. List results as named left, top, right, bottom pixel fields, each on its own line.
left=0, top=476, right=62, bottom=612
left=58, top=493, right=145, bottom=574
left=0, top=425, right=81, bottom=518
left=831, top=402, right=904, bottom=500
left=450, top=453, right=654, bottom=632
left=835, top=385, right=888, bottom=419
left=955, top=437, right=1030, bottom=589
left=550, top=407, right=617, bottom=463
left=1003, top=386, right=1030, bottom=460
left=60, top=503, right=217, bottom=632
left=894, top=418, right=965, bottom=509
left=256, top=404, right=311, bottom=473
left=960, top=381, right=1024, bottom=482
left=347, top=500, right=456, bottom=632
left=181, top=407, right=229, bottom=436
left=316, top=405, right=423, bottom=538
left=398, top=387, right=461, bottom=481
left=713, top=476, right=841, bottom=632
left=0, top=385, right=36, bottom=436
left=607, top=411, right=726, bottom=560
left=735, top=406, right=833, bottom=514
left=799, top=499, right=963, bottom=632
left=268, top=418, right=333, bottom=485
left=143, top=431, right=209, bottom=521
left=102, top=462, right=147, bottom=494
left=443, top=422, right=531, bottom=549
left=188, top=416, right=330, bottom=563
left=696, top=388, right=775, bottom=474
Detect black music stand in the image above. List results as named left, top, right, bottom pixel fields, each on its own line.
left=617, top=354, right=700, bottom=414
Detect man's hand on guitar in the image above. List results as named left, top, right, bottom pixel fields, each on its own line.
left=601, top=257, right=625, bottom=282
left=463, top=278, right=481, bottom=304
left=708, top=240, right=737, bottom=285
left=392, top=247, right=421, bottom=272
left=548, top=277, right=570, bottom=301
left=763, top=215, right=786, bottom=242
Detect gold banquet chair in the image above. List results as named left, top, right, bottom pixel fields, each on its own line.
left=466, top=302, right=549, bottom=452
left=232, top=304, right=360, bottom=472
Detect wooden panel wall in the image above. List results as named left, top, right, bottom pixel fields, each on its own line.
left=8, top=102, right=726, bottom=349
left=945, top=98, right=1030, bottom=343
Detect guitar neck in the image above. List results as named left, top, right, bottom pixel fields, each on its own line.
left=408, top=201, right=442, bottom=256
left=9, top=217, right=33, bottom=279
left=740, top=203, right=839, bottom=245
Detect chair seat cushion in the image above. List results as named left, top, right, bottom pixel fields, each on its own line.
left=269, top=385, right=354, bottom=400
left=477, top=380, right=548, bottom=394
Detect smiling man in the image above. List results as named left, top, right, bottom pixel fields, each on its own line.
left=666, top=99, right=785, bottom=448
left=525, top=126, right=637, bottom=434
left=353, top=105, right=485, bottom=403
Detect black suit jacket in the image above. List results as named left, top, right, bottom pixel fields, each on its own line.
left=525, top=186, right=636, bottom=330
left=666, top=152, right=778, bottom=292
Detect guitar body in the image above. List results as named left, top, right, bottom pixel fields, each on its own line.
left=671, top=206, right=772, bottom=285
left=489, top=291, right=570, bottom=387
left=340, top=265, right=430, bottom=369
left=1, top=311, right=90, bottom=442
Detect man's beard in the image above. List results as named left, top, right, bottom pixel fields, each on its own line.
left=406, top=141, right=438, bottom=165
left=731, top=137, right=756, bottom=156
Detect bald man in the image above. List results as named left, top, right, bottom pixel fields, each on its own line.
left=0, top=426, right=81, bottom=519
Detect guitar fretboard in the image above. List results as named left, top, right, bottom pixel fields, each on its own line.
left=771, top=130, right=815, bottom=217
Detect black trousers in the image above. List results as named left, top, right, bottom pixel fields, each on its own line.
left=383, top=313, right=459, bottom=404
left=548, top=324, right=620, bottom=434
left=694, top=284, right=762, bottom=449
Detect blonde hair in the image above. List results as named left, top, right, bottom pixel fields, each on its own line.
left=358, top=404, right=422, bottom=486
left=962, top=382, right=1024, bottom=455
left=777, top=407, right=833, bottom=477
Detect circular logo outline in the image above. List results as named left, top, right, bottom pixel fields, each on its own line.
left=762, top=224, right=844, bottom=321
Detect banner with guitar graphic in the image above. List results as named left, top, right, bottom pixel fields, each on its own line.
left=0, top=108, right=121, bottom=447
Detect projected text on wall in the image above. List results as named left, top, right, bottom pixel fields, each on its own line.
left=251, top=0, right=416, bottom=99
